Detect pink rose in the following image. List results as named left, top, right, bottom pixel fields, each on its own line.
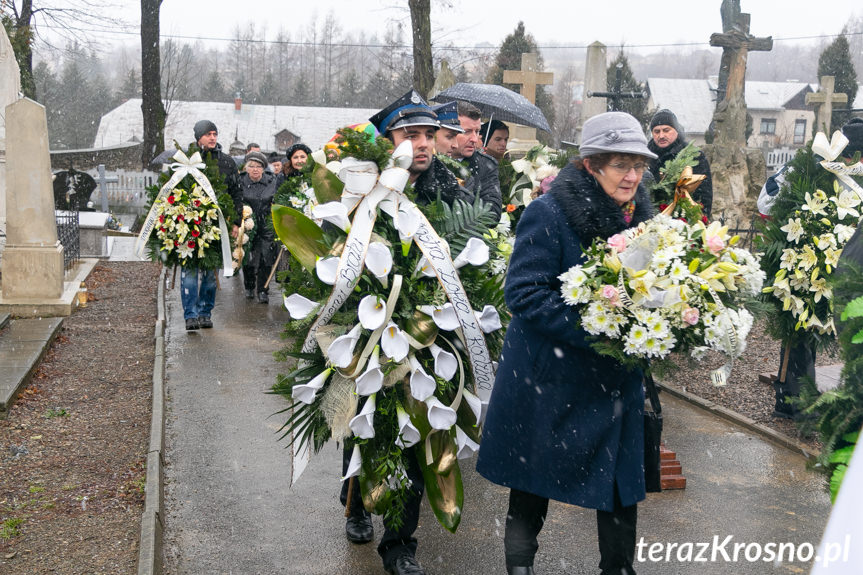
left=608, top=233, right=627, bottom=252
left=682, top=307, right=700, bottom=326
left=706, top=235, right=725, bottom=255
left=601, top=285, right=621, bottom=307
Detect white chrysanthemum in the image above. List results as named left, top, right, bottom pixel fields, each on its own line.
left=559, top=266, right=588, bottom=287
left=625, top=323, right=649, bottom=346
left=668, top=260, right=688, bottom=283
left=562, top=284, right=591, bottom=306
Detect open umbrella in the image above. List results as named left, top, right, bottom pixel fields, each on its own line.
left=431, top=83, right=551, bottom=133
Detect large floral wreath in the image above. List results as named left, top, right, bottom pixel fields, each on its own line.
left=271, top=129, right=504, bottom=532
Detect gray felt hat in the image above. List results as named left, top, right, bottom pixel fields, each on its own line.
left=580, top=112, right=657, bottom=160
left=244, top=151, right=268, bottom=168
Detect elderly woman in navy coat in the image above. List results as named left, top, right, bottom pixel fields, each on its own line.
left=476, top=112, right=657, bottom=575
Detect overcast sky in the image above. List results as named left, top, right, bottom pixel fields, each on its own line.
left=141, top=1, right=862, bottom=52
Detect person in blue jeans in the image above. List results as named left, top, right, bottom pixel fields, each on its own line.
left=181, top=119, right=243, bottom=331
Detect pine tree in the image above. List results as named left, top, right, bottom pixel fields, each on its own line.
left=291, top=71, right=311, bottom=106
left=485, top=22, right=555, bottom=142
left=818, top=33, right=858, bottom=126
left=117, top=68, right=140, bottom=101
left=606, top=51, right=649, bottom=127
left=201, top=71, right=228, bottom=103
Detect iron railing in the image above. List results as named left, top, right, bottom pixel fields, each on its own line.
left=55, top=210, right=80, bottom=271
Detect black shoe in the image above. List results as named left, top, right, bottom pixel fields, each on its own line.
left=185, top=318, right=199, bottom=331
left=507, top=566, right=535, bottom=575
left=198, top=316, right=213, bottom=329
left=257, top=291, right=269, bottom=304
left=345, top=514, right=373, bottom=544
left=386, top=554, right=425, bottom=575
left=244, top=288, right=255, bottom=299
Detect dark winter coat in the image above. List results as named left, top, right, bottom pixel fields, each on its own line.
left=239, top=172, right=279, bottom=268
left=413, top=156, right=475, bottom=208
left=463, top=150, right=503, bottom=220
left=195, top=143, right=244, bottom=226
left=648, top=136, right=713, bottom=217
left=476, top=162, right=652, bottom=511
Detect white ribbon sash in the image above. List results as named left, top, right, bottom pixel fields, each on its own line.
left=135, top=150, right=234, bottom=277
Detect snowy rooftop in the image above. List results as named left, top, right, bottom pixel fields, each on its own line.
left=646, top=78, right=716, bottom=136
left=93, top=99, right=380, bottom=153
left=647, top=78, right=814, bottom=136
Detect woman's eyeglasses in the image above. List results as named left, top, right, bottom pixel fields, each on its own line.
left=607, top=162, right=648, bottom=175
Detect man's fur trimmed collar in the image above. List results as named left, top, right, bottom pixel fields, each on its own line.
left=548, top=162, right=653, bottom=244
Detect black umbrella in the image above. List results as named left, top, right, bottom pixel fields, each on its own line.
left=431, top=83, right=551, bottom=133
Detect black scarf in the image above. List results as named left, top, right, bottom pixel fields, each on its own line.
left=548, top=162, right=653, bottom=246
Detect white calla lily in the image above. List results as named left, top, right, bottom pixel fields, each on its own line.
left=429, top=343, right=458, bottom=381
left=312, top=201, right=351, bottom=232
left=475, top=305, right=503, bottom=333
left=381, top=321, right=410, bottom=362
left=414, top=255, right=437, bottom=278
left=425, top=396, right=458, bottom=430
left=453, top=237, right=490, bottom=269
left=327, top=324, right=363, bottom=368
left=455, top=426, right=480, bottom=459
left=365, top=242, right=393, bottom=287
left=395, top=404, right=421, bottom=448
left=315, top=256, right=339, bottom=285
left=291, top=367, right=333, bottom=405
left=355, top=346, right=384, bottom=396
left=408, top=355, right=436, bottom=401
left=461, top=388, right=488, bottom=426
left=418, top=303, right=460, bottom=331
left=283, top=293, right=318, bottom=319
left=358, top=295, right=387, bottom=331
left=342, top=444, right=362, bottom=481
left=396, top=204, right=421, bottom=240
left=349, top=394, right=376, bottom=439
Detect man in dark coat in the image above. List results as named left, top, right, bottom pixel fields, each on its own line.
left=647, top=108, right=713, bottom=217
left=335, top=89, right=473, bottom=575
left=178, top=120, right=243, bottom=331
left=452, top=101, right=503, bottom=219
left=238, top=151, right=279, bottom=303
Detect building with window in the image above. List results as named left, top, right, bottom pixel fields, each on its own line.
left=646, top=78, right=815, bottom=150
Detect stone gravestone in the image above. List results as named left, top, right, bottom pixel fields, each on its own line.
left=429, top=59, right=456, bottom=101
left=806, top=76, right=848, bottom=135
left=502, top=52, right=553, bottom=150
left=579, top=42, right=608, bottom=141
left=706, top=0, right=772, bottom=221
left=1, top=99, right=64, bottom=300
left=0, top=24, right=22, bottom=259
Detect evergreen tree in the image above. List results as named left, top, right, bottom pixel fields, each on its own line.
left=201, top=71, right=228, bottom=102
left=818, top=33, right=858, bottom=126
left=291, top=71, right=311, bottom=106
left=606, top=52, right=649, bottom=127
left=117, top=68, right=140, bottom=101
left=338, top=69, right=363, bottom=108
left=485, top=21, right=555, bottom=142
left=256, top=71, right=278, bottom=105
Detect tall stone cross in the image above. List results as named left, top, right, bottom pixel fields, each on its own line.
left=806, top=76, right=848, bottom=134
left=1, top=24, right=23, bottom=252
left=709, top=0, right=772, bottom=147
left=502, top=52, right=554, bottom=150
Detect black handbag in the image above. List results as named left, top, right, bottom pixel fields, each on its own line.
left=643, top=372, right=663, bottom=493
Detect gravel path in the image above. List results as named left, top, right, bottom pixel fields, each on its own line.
left=0, top=262, right=159, bottom=574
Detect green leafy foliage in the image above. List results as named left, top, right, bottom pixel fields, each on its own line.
left=426, top=197, right=499, bottom=255
left=649, top=142, right=703, bottom=211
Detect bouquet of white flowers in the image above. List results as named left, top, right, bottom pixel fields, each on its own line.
left=559, top=213, right=764, bottom=385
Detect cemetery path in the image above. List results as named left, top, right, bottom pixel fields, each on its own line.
left=161, top=275, right=834, bottom=575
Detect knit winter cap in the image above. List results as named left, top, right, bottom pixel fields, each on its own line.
left=841, top=118, right=863, bottom=157
left=194, top=120, right=218, bottom=141
left=287, top=143, right=312, bottom=160
left=244, top=151, right=268, bottom=168
left=580, top=112, right=657, bottom=160
left=649, top=109, right=682, bottom=132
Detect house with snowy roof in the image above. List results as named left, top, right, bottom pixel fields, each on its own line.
left=646, top=78, right=815, bottom=149
left=93, top=97, right=380, bottom=158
